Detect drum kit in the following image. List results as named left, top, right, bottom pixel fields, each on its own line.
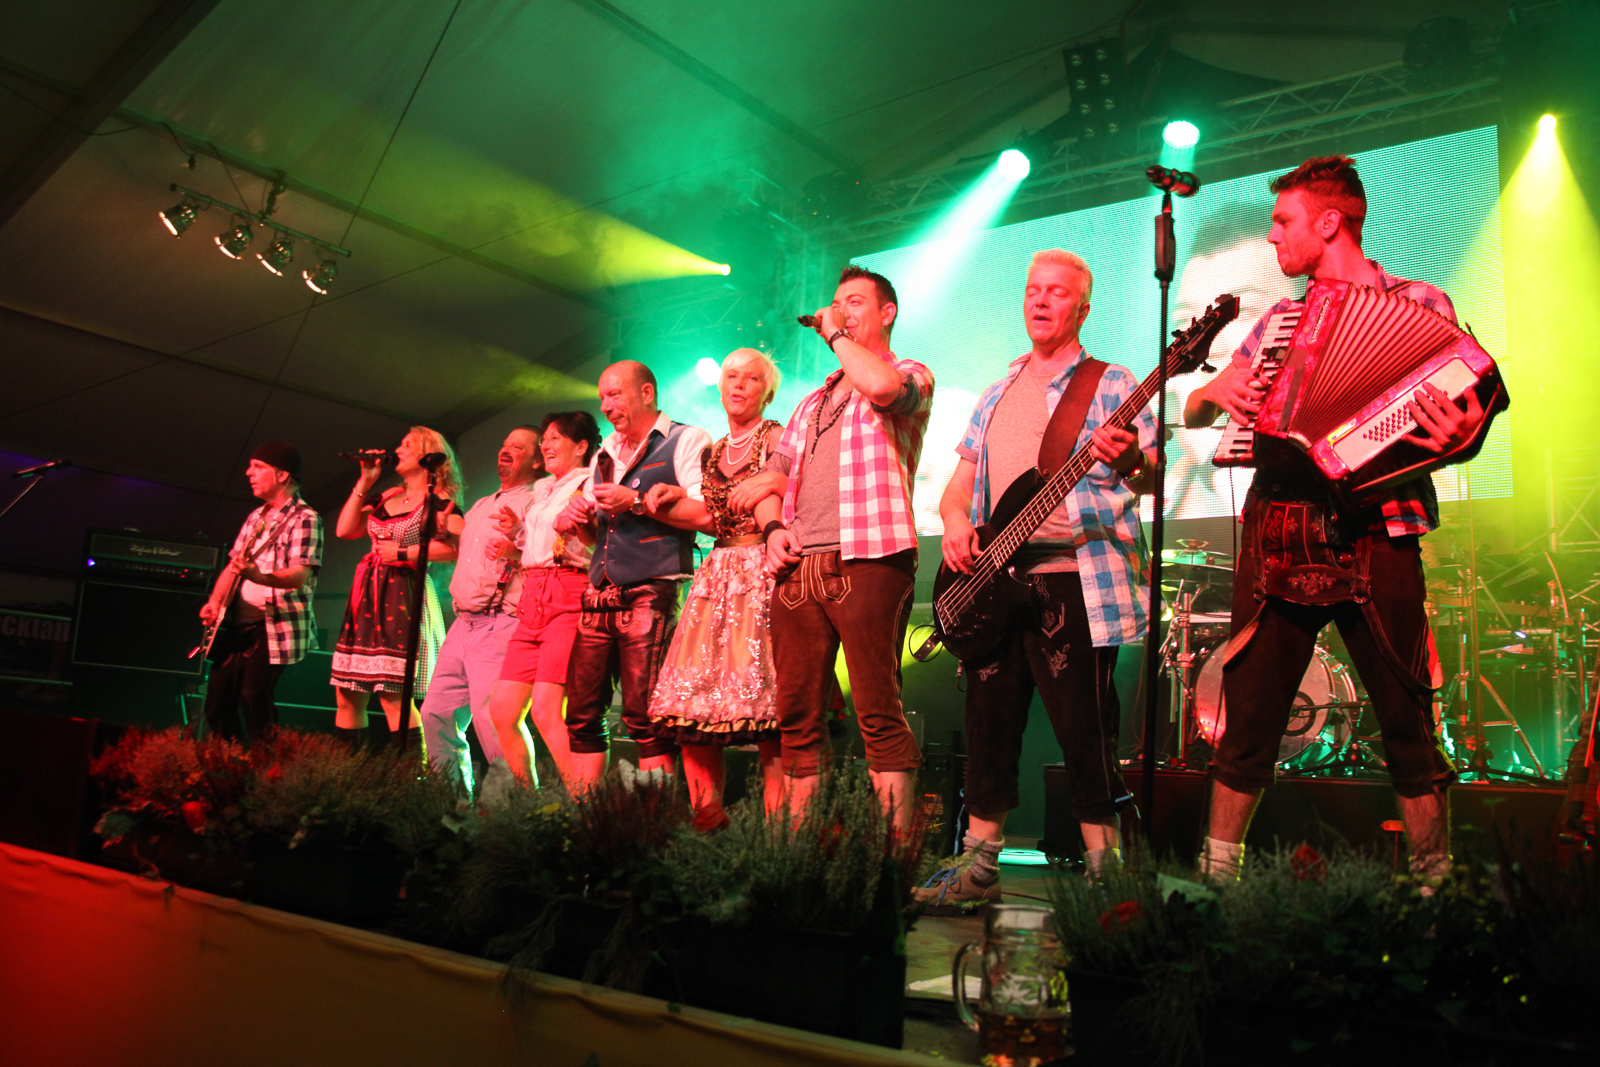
left=1156, top=530, right=1582, bottom=782
left=1156, top=539, right=1376, bottom=775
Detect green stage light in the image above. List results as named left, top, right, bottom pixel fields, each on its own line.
left=997, top=148, right=1032, bottom=181
left=695, top=357, right=721, bottom=385
left=715, top=263, right=732, bottom=276
left=303, top=257, right=338, bottom=294
left=1539, top=113, right=1557, bottom=135
left=159, top=200, right=197, bottom=237
left=1163, top=120, right=1200, bottom=150
left=257, top=234, right=295, bottom=276
left=214, top=218, right=253, bottom=259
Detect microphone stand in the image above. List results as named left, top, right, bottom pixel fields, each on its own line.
left=0, top=465, right=67, bottom=522
left=395, top=465, right=440, bottom=756
left=1140, top=190, right=1177, bottom=832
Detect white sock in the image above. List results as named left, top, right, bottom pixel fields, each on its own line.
left=1200, top=836, right=1244, bottom=883
left=1084, top=847, right=1121, bottom=880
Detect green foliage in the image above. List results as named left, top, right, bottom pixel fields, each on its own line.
left=241, top=730, right=457, bottom=855
left=664, top=764, right=927, bottom=935
left=91, top=726, right=457, bottom=856
left=1049, top=843, right=1569, bottom=1065
left=91, top=727, right=259, bottom=838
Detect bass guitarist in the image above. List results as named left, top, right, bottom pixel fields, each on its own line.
left=917, top=249, right=1157, bottom=911
left=198, top=441, right=323, bottom=742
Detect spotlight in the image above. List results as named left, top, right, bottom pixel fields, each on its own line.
left=695, top=357, right=721, bottom=386
left=1163, top=120, right=1200, bottom=150
left=303, top=256, right=338, bottom=294
left=257, top=234, right=295, bottom=276
left=996, top=148, right=1032, bottom=181
left=159, top=199, right=198, bottom=236
left=215, top=218, right=254, bottom=259
left=1539, top=113, right=1557, bottom=134
left=715, top=263, right=732, bottom=276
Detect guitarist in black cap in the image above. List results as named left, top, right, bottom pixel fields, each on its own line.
left=916, top=250, right=1159, bottom=911
left=198, top=440, right=323, bottom=742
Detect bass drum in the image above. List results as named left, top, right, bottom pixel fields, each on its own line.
left=1194, top=644, right=1357, bottom=767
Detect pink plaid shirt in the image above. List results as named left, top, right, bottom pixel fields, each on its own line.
left=773, top=356, right=935, bottom=560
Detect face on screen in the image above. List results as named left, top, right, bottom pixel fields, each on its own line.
left=1163, top=231, right=1297, bottom=520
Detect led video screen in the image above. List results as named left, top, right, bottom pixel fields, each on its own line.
left=852, top=126, right=1509, bottom=534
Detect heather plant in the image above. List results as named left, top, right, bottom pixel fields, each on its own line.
left=92, top=726, right=258, bottom=841
left=1051, top=844, right=1511, bottom=1066
left=665, top=764, right=930, bottom=933
left=242, top=730, right=457, bottom=855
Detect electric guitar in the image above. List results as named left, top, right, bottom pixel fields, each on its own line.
left=916, top=294, right=1240, bottom=664
left=189, top=508, right=296, bottom=661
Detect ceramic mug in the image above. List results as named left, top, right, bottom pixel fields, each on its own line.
left=952, top=903, right=1069, bottom=1067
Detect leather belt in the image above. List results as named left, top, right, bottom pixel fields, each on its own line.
left=714, top=533, right=764, bottom=548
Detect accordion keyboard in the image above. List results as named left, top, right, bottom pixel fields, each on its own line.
left=1211, top=308, right=1301, bottom=467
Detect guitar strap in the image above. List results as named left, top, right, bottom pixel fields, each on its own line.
left=1036, top=357, right=1107, bottom=477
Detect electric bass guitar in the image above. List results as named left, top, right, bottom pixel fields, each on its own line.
left=916, top=294, right=1240, bottom=664
left=188, top=508, right=296, bottom=661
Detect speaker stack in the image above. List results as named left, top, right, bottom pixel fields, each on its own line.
left=68, top=529, right=219, bottom=725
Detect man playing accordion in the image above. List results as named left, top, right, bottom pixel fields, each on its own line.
left=1184, top=155, right=1491, bottom=887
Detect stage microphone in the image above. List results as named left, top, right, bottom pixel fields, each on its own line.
left=11, top=458, right=70, bottom=478
left=418, top=452, right=449, bottom=471
left=796, top=314, right=820, bottom=328
left=1146, top=165, right=1200, bottom=197
left=338, top=449, right=395, bottom=464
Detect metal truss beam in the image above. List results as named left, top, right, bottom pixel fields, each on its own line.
left=825, top=62, right=1502, bottom=245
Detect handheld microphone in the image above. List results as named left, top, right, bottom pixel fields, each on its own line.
left=11, top=458, right=70, bottom=478
left=796, top=314, right=820, bottom=328
left=338, top=449, right=395, bottom=464
left=1146, top=165, right=1200, bottom=197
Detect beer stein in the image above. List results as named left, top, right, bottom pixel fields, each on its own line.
left=952, top=903, right=1069, bottom=1066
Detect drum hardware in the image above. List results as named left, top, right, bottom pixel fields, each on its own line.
left=1192, top=642, right=1366, bottom=772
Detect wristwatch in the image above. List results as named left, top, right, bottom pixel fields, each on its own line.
left=629, top=490, right=646, bottom=515
left=1122, top=451, right=1151, bottom=480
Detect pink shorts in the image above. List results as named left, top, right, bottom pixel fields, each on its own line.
left=498, top=567, right=590, bottom=685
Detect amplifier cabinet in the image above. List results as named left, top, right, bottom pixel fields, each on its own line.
left=83, top=529, right=218, bottom=589
left=71, top=580, right=206, bottom=676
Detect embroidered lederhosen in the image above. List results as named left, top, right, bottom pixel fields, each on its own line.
left=1226, top=455, right=1436, bottom=698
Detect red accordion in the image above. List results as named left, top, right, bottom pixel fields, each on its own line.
left=1218, top=280, right=1509, bottom=499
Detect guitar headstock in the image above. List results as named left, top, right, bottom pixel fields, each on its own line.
left=1165, top=293, right=1240, bottom=377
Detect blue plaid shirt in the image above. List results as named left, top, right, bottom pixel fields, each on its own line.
left=957, top=347, right=1157, bottom=648
left=1231, top=263, right=1456, bottom=536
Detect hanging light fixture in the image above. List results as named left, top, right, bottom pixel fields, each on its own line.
left=303, top=257, right=338, bottom=294
left=215, top=216, right=254, bottom=259
left=158, top=198, right=199, bottom=236
left=257, top=233, right=295, bottom=275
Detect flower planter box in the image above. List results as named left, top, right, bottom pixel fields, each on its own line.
left=97, top=818, right=252, bottom=898
left=655, top=920, right=905, bottom=1049
left=1066, top=969, right=1597, bottom=1067
left=248, top=837, right=408, bottom=923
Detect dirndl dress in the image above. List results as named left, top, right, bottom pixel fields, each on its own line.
left=330, top=494, right=454, bottom=696
left=649, top=423, right=782, bottom=746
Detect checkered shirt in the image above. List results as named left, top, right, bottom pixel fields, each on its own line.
left=232, top=493, right=323, bottom=665
left=1230, top=263, right=1457, bottom=537
left=774, top=356, right=935, bottom=561
left=957, top=348, right=1157, bottom=648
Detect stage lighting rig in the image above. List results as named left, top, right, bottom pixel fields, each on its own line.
left=258, top=234, right=295, bottom=276
left=158, top=197, right=199, bottom=236
left=303, top=257, right=338, bottom=294
left=215, top=217, right=254, bottom=259
left=160, top=182, right=351, bottom=292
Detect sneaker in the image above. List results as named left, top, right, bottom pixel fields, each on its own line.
left=912, top=864, right=1002, bottom=915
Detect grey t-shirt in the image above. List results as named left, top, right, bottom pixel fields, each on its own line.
left=791, top=389, right=849, bottom=554
left=986, top=366, right=1079, bottom=573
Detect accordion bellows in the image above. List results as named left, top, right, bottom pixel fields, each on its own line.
left=1220, top=280, right=1508, bottom=499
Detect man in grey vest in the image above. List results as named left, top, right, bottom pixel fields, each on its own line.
left=557, top=360, right=712, bottom=789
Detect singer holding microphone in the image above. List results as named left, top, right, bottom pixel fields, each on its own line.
left=330, top=427, right=464, bottom=753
